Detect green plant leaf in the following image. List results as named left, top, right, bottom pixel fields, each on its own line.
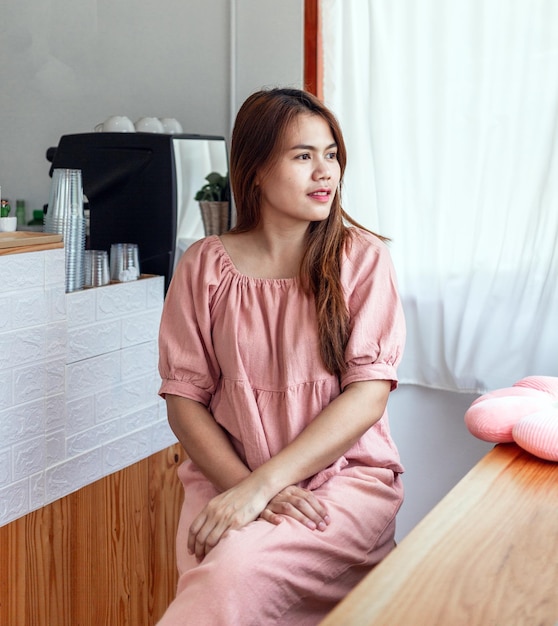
left=206, top=172, right=224, bottom=185
left=194, top=172, right=229, bottom=202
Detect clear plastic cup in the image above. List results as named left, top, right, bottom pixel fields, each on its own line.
left=44, top=169, right=86, bottom=293
left=110, top=243, right=140, bottom=282
left=85, top=250, right=110, bottom=287
left=46, top=169, right=84, bottom=221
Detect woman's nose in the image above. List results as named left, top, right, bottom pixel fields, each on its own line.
left=314, top=159, right=332, bottom=180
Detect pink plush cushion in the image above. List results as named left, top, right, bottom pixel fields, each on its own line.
left=464, top=376, right=558, bottom=461
left=513, top=410, right=558, bottom=462
left=513, top=375, right=558, bottom=397
left=464, top=392, right=551, bottom=443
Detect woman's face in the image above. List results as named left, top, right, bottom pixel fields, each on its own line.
left=257, top=113, right=341, bottom=228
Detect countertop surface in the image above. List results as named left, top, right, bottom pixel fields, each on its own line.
left=320, top=442, right=558, bottom=626
left=0, top=231, right=63, bottom=254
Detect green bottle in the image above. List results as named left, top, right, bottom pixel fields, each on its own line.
left=16, top=199, right=26, bottom=227
left=28, top=210, right=45, bottom=226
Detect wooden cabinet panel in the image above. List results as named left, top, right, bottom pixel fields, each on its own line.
left=1, top=496, right=72, bottom=625
left=0, top=443, right=187, bottom=626
left=148, top=446, right=186, bottom=621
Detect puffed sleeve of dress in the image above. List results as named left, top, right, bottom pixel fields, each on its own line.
left=340, top=229, right=406, bottom=391
left=158, top=239, right=220, bottom=406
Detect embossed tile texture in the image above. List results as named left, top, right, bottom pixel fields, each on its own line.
left=0, top=250, right=176, bottom=526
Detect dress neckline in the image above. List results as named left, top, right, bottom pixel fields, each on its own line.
left=212, top=235, right=299, bottom=284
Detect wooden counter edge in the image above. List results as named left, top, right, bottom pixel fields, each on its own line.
left=0, top=241, right=64, bottom=255
left=319, top=443, right=526, bottom=625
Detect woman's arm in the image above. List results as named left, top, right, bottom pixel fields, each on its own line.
left=167, top=393, right=332, bottom=559
left=188, top=379, right=390, bottom=560
left=165, top=394, right=251, bottom=491
left=254, top=379, right=390, bottom=500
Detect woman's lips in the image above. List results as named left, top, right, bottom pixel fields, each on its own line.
left=308, top=189, right=331, bottom=202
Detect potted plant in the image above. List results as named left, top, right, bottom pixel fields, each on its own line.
left=0, top=199, right=17, bottom=232
left=194, top=172, right=230, bottom=236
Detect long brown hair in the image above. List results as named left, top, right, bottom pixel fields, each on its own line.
left=230, top=88, right=382, bottom=377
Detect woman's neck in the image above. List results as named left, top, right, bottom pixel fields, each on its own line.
left=221, top=224, right=308, bottom=279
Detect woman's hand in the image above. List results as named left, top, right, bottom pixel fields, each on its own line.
left=188, top=482, right=331, bottom=562
left=259, top=485, right=331, bottom=531
left=188, top=481, right=269, bottom=562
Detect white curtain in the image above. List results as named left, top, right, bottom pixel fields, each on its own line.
left=322, top=0, right=558, bottom=393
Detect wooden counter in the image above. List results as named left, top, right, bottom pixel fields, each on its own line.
left=320, top=443, right=558, bottom=626
left=0, top=231, right=63, bottom=255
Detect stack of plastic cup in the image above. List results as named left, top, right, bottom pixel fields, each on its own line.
left=84, top=250, right=110, bottom=287
left=110, top=243, right=140, bottom=282
left=44, top=169, right=86, bottom=293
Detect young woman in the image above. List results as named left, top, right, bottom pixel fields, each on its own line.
left=157, top=88, right=406, bottom=625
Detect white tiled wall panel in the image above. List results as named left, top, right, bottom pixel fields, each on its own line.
left=0, top=249, right=176, bottom=527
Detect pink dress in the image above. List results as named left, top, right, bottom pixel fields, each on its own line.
left=157, top=229, right=406, bottom=625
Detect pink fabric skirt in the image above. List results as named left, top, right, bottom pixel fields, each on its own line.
left=157, top=460, right=403, bottom=626
left=158, top=461, right=403, bottom=626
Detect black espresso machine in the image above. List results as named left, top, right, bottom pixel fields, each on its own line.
left=46, top=132, right=229, bottom=290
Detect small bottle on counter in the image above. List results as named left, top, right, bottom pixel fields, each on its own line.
left=27, top=209, right=45, bottom=231
left=16, top=199, right=26, bottom=227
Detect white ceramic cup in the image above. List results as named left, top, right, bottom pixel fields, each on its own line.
left=94, top=116, right=135, bottom=132
left=134, top=117, right=164, bottom=133
left=0, top=216, right=17, bottom=232
left=159, top=118, right=183, bottom=134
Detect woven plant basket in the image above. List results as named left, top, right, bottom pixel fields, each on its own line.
left=199, top=201, right=229, bottom=236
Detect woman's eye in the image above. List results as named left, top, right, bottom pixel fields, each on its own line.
left=326, top=152, right=338, bottom=160
left=296, top=153, right=311, bottom=160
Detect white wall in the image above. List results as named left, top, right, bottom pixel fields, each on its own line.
left=233, top=0, right=304, bottom=116
left=389, top=384, right=493, bottom=541
left=0, top=0, right=303, bottom=220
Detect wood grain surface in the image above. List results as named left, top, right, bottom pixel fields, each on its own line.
left=320, top=443, right=558, bottom=626
left=0, top=231, right=63, bottom=255
left=0, top=443, right=187, bottom=626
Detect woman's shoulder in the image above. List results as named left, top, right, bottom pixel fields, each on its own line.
left=341, top=228, right=399, bottom=296
left=179, top=235, right=228, bottom=267
left=173, top=235, right=235, bottom=283
left=182, top=234, right=221, bottom=256
left=344, top=227, right=391, bottom=265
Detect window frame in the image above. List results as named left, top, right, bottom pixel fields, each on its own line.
left=304, top=0, right=322, bottom=98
